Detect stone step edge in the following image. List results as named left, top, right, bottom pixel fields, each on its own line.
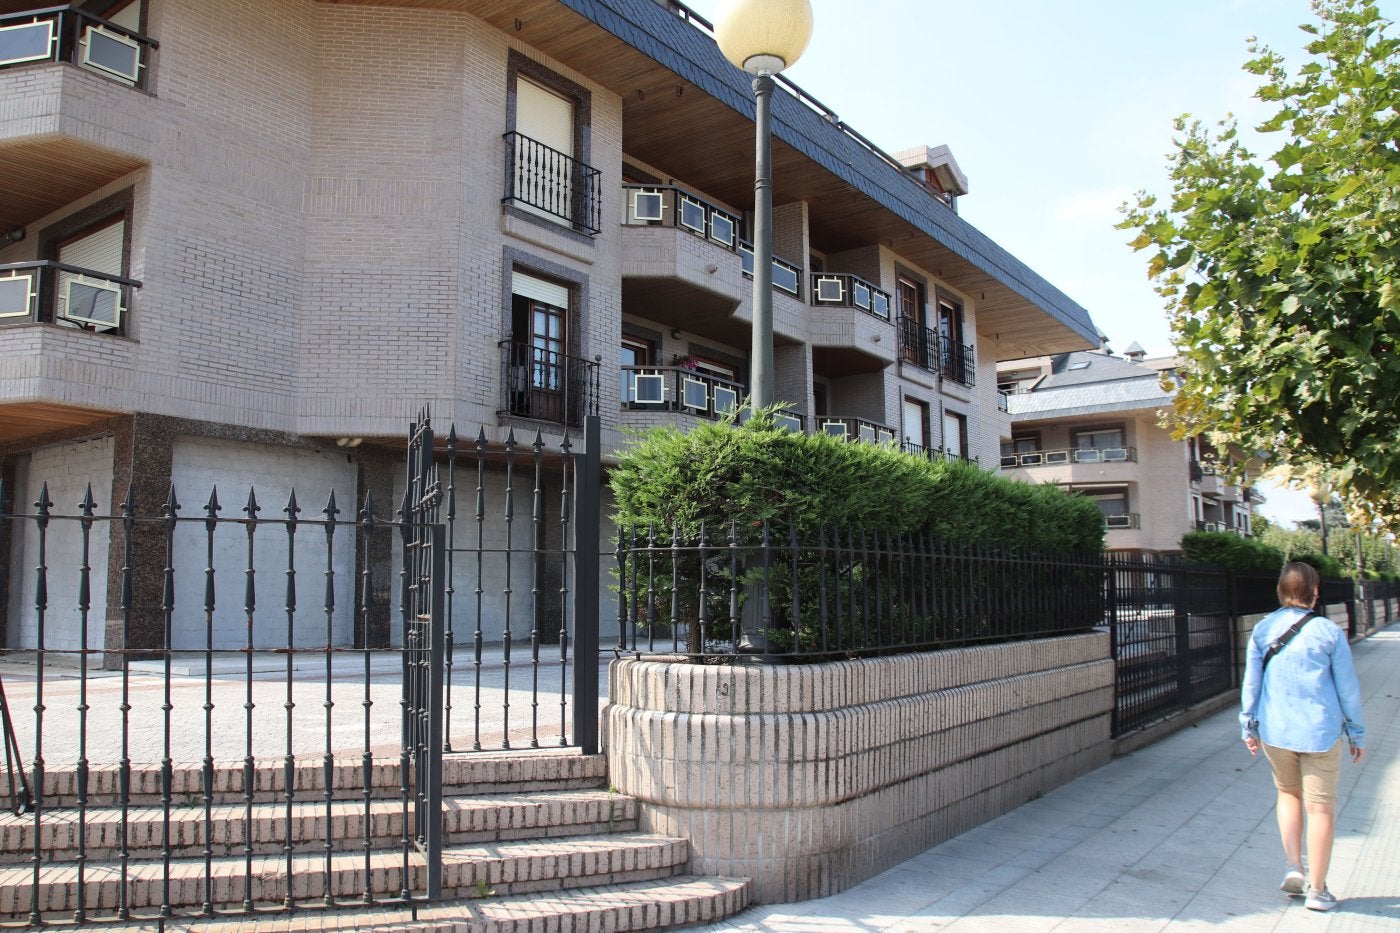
left=18, top=875, right=753, bottom=933
left=0, top=790, right=640, bottom=861
left=0, top=833, right=692, bottom=914
left=31, top=751, right=606, bottom=803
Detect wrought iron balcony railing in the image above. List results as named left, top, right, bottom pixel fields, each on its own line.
left=896, top=316, right=976, bottom=387
left=809, top=272, right=891, bottom=321
left=503, top=132, right=602, bottom=236
left=900, top=441, right=977, bottom=464
left=999, top=447, right=1138, bottom=469
left=498, top=339, right=600, bottom=428
left=0, top=6, right=158, bottom=88
left=0, top=260, right=139, bottom=336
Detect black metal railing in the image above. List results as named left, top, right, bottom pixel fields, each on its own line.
left=900, top=440, right=976, bottom=464
left=895, top=316, right=975, bottom=386
left=503, top=132, right=602, bottom=236
left=614, top=524, right=1106, bottom=659
left=817, top=415, right=897, bottom=445
left=620, top=365, right=744, bottom=419
left=941, top=337, right=976, bottom=387
left=809, top=272, right=892, bottom=321
left=0, top=6, right=158, bottom=88
left=621, top=183, right=741, bottom=248
left=1000, top=447, right=1138, bottom=469
left=0, top=261, right=140, bottom=336
left=498, top=339, right=601, bottom=427
left=0, top=409, right=604, bottom=925
left=738, top=238, right=802, bottom=298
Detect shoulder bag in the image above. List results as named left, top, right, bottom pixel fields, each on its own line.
left=1261, top=611, right=1318, bottom=673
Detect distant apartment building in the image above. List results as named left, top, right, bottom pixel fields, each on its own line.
left=996, top=344, right=1260, bottom=556
left=1, top=0, right=1101, bottom=651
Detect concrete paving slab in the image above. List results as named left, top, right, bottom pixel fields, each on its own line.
left=696, top=626, right=1400, bottom=932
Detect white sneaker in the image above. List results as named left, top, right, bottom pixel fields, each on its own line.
left=1305, top=886, right=1339, bottom=911
left=1280, top=864, right=1305, bottom=895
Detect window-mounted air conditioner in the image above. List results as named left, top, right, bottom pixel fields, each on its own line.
left=82, top=24, right=141, bottom=83
left=63, top=278, right=122, bottom=330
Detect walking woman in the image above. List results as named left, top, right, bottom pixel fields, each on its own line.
left=1240, top=561, right=1365, bottom=911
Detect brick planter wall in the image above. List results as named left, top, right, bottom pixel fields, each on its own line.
left=604, top=633, right=1113, bottom=903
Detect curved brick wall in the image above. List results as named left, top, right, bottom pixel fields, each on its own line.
left=605, top=633, right=1113, bottom=903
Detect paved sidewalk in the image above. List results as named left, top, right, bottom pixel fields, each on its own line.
left=698, top=625, right=1400, bottom=932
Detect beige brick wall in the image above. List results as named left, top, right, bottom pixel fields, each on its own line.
left=606, top=633, right=1113, bottom=903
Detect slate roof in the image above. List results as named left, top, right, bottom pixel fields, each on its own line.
left=1005, top=349, right=1174, bottom=419
left=559, top=0, right=1101, bottom=349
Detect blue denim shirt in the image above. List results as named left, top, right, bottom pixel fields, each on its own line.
left=1240, top=606, right=1365, bottom=752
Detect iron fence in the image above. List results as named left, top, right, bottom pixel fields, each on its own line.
left=0, top=410, right=603, bottom=925
left=613, top=524, right=1105, bottom=659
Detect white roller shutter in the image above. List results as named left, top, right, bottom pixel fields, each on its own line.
left=512, top=271, right=569, bottom=310
left=58, top=219, right=124, bottom=328
left=516, top=77, right=573, bottom=156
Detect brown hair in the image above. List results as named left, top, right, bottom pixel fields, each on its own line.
left=1277, top=561, right=1320, bottom=608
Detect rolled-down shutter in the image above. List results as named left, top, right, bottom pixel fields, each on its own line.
left=511, top=271, right=569, bottom=309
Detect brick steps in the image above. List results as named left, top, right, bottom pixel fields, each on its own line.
left=0, top=832, right=690, bottom=915
left=33, top=751, right=608, bottom=808
left=0, top=752, right=751, bottom=930
left=25, top=875, right=753, bottom=932
left=0, top=789, right=636, bottom=862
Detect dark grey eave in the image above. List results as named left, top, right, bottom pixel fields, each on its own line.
left=559, top=0, right=1101, bottom=349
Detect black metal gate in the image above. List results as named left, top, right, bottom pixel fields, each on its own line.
left=1108, top=556, right=1234, bottom=736
left=0, top=406, right=601, bottom=925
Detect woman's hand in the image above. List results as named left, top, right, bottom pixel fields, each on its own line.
left=1244, top=736, right=1260, bottom=756
left=1350, top=743, right=1365, bottom=764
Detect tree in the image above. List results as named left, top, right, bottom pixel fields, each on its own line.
left=1120, top=0, right=1400, bottom=529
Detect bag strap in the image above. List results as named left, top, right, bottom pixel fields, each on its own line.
left=1262, top=611, right=1318, bottom=672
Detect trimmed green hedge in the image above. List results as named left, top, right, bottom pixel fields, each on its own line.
left=610, top=409, right=1104, bottom=552
left=1180, top=530, right=1284, bottom=574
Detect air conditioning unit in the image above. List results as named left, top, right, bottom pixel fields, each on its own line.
left=64, top=278, right=122, bottom=330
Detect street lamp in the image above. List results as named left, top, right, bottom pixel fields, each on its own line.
left=1309, top=484, right=1332, bottom=557
left=715, top=0, right=813, bottom=409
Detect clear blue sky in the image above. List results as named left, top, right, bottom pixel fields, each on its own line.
left=689, top=0, right=1398, bottom=524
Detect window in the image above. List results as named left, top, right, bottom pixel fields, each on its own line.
left=621, top=335, right=653, bottom=404
left=689, top=356, right=736, bottom=383
left=902, top=397, right=929, bottom=454
left=1072, top=426, right=1125, bottom=463
left=1085, top=487, right=1132, bottom=528
left=897, top=275, right=929, bottom=368
left=56, top=216, right=126, bottom=333
left=942, top=410, right=968, bottom=461
left=1000, top=434, right=1040, bottom=467
left=506, top=56, right=596, bottom=234
left=509, top=271, right=572, bottom=420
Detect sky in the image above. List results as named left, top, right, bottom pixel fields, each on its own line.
left=686, top=0, right=1398, bottom=526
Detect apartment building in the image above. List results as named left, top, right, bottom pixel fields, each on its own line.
left=997, top=344, right=1259, bottom=556
left=0, top=0, right=1101, bottom=651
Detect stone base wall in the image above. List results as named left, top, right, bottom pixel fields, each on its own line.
left=604, top=633, right=1113, bottom=904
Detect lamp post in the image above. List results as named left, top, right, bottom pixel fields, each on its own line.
left=715, top=0, right=813, bottom=410
left=1310, top=484, right=1331, bottom=557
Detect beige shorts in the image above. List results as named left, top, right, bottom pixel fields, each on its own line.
left=1263, top=739, right=1343, bottom=806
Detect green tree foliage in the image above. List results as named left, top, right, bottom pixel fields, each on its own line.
left=609, top=408, right=1105, bottom=552
left=1120, top=0, right=1400, bottom=528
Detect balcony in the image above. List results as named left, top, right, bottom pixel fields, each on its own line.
left=896, top=316, right=976, bottom=388
left=817, top=415, right=897, bottom=445
left=0, top=8, right=158, bottom=233
left=503, top=132, right=602, bottom=236
left=621, top=365, right=745, bottom=421
left=1000, top=447, right=1138, bottom=469
left=0, top=260, right=138, bottom=336
left=809, top=272, right=890, bottom=321
left=901, top=441, right=976, bottom=464
left=497, top=340, right=600, bottom=429
left=0, top=6, right=157, bottom=89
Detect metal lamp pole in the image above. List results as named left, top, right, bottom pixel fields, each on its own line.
left=715, top=0, right=813, bottom=412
